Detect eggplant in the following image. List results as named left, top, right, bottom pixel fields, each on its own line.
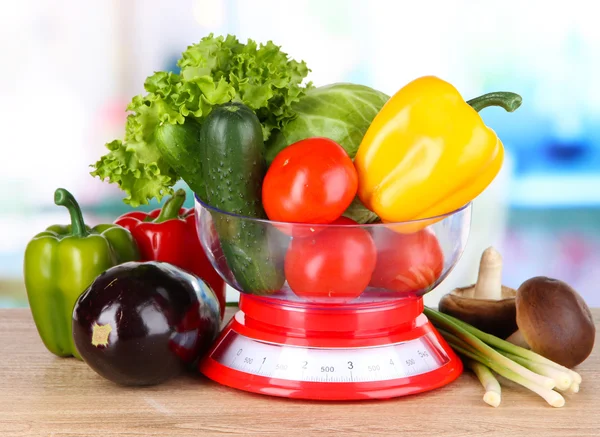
left=72, top=261, right=221, bottom=386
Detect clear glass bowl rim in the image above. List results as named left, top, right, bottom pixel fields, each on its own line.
left=193, top=195, right=472, bottom=227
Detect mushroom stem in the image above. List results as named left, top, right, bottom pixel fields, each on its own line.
left=506, top=330, right=530, bottom=349
left=466, top=359, right=501, bottom=407
left=473, top=247, right=503, bottom=300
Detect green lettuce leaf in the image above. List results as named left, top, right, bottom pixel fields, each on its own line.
left=265, top=83, right=389, bottom=163
left=91, top=34, right=311, bottom=206
left=90, top=138, right=177, bottom=206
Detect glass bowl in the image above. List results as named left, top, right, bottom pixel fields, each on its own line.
left=195, top=197, right=471, bottom=305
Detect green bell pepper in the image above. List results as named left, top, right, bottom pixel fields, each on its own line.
left=23, top=188, right=140, bottom=358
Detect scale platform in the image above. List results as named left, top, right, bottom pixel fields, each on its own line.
left=200, top=294, right=462, bottom=400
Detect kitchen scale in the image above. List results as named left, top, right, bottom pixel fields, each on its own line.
left=200, top=294, right=462, bottom=400
left=196, top=198, right=471, bottom=401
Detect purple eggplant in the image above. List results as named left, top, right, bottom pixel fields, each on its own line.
left=72, top=261, right=221, bottom=386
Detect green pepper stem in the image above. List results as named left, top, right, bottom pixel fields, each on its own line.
left=54, top=188, right=89, bottom=238
left=154, top=189, right=186, bottom=223
left=467, top=92, right=522, bottom=113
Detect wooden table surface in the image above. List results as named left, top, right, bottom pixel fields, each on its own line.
left=1, top=308, right=599, bottom=437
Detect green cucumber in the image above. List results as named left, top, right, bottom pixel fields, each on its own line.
left=155, top=120, right=205, bottom=196
left=199, top=102, right=285, bottom=294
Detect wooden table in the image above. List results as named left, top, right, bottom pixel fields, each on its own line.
left=1, top=308, right=598, bottom=437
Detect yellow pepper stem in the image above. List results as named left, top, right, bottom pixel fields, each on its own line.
left=467, top=92, right=522, bottom=113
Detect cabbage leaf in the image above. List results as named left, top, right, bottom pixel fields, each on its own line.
left=265, top=83, right=389, bottom=164
left=265, top=83, right=389, bottom=223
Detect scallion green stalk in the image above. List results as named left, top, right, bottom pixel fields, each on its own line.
left=428, top=308, right=582, bottom=385
left=566, top=382, right=580, bottom=394
left=448, top=341, right=565, bottom=407
left=466, top=359, right=501, bottom=407
left=497, top=350, right=572, bottom=391
left=425, top=308, right=556, bottom=389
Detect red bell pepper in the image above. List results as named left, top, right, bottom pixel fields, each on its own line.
left=115, top=189, right=226, bottom=319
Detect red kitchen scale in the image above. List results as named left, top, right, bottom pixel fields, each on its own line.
left=200, top=294, right=462, bottom=400
left=195, top=198, right=471, bottom=401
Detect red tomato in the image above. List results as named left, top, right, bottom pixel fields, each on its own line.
left=331, top=216, right=358, bottom=225
left=369, top=228, right=444, bottom=294
left=263, top=138, right=358, bottom=224
left=274, top=216, right=355, bottom=239
left=285, top=219, right=377, bottom=301
left=271, top=222, right=325, bottom=239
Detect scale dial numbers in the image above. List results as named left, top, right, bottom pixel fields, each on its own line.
left=212, top=332, right=448, bottom=383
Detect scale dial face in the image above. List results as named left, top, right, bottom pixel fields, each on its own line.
left=210, top=330, right=448, bottom=383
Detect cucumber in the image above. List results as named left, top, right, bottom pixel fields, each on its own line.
left=199, top=102, right=285, bottom=294
left=155, top=120, right=205, bottom=196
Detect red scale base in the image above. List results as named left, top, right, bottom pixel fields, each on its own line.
left=200, top=295, right=463, bottom=400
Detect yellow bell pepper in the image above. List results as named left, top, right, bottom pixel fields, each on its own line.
left=354, top=76, right=521, bottom=230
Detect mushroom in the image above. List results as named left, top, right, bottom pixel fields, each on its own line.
left=507, top=276, right=595, bottom=368
left=439, top=247, right=517, bottom=339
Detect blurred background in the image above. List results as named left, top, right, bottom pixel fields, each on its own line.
left=2, top=0, right=599, bottom=308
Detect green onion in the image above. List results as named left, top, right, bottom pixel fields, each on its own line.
left=448, top=340, right=565, bottom=407
left=497, top=350, right=572, bottom=391
left=425, top=307, right=580, bottom=407
left=425, top=308, right=556, bottom=389
left=466, top=359, right=501, bottom=407
left=430, top=308, right=582, bottom=385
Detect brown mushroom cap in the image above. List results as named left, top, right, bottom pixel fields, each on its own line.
left=439, top=285, right=517, bottom=339
left=516, top=276, right=595, bottom=368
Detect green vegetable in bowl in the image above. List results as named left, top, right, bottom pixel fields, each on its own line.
left=199, top=102, right=285, bottom=294
left=265, top=83, right=389, bottom=224
left=91, top=34, right=312, bottom=207
left=155, top=120, right=205, bottom=196
left=265, top=83, right=390, bottom=163
left=341, top=197, right=381, bottom=224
